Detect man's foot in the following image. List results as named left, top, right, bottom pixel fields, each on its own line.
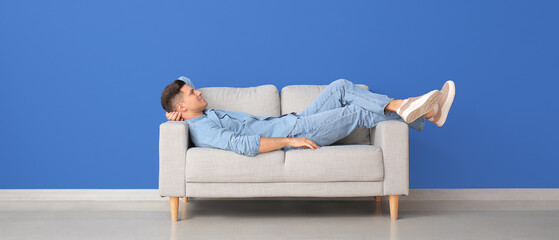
left=427, top=80, right=456, bottom=127
left=396, top=90, right=441, bottom=124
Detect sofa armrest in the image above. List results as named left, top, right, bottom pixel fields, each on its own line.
left=370, top=120, right=409, bottom=196
left=159, top=121, right=190, bottom=197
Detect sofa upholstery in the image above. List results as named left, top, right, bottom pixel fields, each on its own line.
left=159, top=82, right=409, bottom=221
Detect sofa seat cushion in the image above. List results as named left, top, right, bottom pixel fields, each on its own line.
left=186, top=147, right=286, bottom=182
left=284, top=145, right=384, bottom=182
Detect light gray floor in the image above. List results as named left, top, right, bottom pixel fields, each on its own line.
left=1, top=199, right=559, bottom=240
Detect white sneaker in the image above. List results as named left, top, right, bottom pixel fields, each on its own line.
left=396, top=90, right=441, bottom=124
left=428, top=80, right=456, bottom=127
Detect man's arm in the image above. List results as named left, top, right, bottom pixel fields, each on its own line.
left=259, top=137, right=290, bottom=154
left=259, top=137, right=320, bottom=154
left=166, top=111, right=183, bottom=121
left=168, top=111, right=319, bottom=156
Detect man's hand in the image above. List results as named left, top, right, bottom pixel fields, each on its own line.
left=166, top=111, right=183, bottom=121
left=289, top=137, right=320, bottom=150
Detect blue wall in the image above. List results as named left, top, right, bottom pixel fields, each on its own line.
left=1, top=0, right=557, bottom=189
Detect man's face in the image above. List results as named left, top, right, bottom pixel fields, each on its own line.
left=178, top=85, right=207, bottom=112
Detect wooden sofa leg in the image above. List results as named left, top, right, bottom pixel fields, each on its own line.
left=170, top=197, right=179, bottom=222
left=376, top=196, right=381, bottom=202
left=389, top=195, right=399, bottom=220
left=182, top=197, right=189, bottom=203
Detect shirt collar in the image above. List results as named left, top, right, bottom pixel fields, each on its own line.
left=185, top=108, right=212, bottom=123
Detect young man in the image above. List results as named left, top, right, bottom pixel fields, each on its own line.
left=160, top=77, right=455, bottom=157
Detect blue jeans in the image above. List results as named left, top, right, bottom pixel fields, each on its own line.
left=283, top=79, right=425, bottom=150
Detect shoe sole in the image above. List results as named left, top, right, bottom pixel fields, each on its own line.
left=401, top=90, right=441, bottom=123
left=435, top=80, right=455, bottom=127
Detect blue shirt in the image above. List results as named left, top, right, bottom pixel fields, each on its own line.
left=185, top=108, right=300, bottom=157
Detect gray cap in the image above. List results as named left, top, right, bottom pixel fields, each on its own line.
left=178, top=76, right=195, bottom=89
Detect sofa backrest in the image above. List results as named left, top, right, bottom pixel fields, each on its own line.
left=280, top=84, right=371, bottom=145
left=198, top=84, right=281, bottom=117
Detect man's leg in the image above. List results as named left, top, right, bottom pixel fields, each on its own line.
left=293, top=79, right=425, bottom=134
left=299, top=79, right=395, bottom=117
left=285, top=104, right=424, bottom=150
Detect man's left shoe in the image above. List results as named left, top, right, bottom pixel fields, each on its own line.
left=396, top=90, right=441, bottom=124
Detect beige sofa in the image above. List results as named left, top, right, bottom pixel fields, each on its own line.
left=159, top=82, right=409, bottom=221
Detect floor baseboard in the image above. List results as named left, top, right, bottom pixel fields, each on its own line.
left=0, top=189, right=558, bottom=201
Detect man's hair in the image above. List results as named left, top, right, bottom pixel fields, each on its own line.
left=161, top=80, right=186, bottom=112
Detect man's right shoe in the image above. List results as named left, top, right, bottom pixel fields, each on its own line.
left=428, top=80, right=456, bottom=127
left=396, top=90, right=441, bottom=124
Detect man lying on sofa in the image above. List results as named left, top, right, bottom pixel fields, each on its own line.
left=160, top=76, right=455, bottom=157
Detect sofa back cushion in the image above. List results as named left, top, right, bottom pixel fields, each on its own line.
left=198, top=84, right=281, bottom=117
left=280, top=84, right=371, bottom=145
